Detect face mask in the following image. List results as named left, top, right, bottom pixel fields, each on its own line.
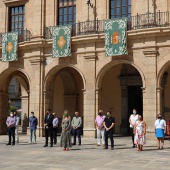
left=10, top=114, right=13, bottom=117
left=98, top=113, right=102, bottom=116
left=133, top=110, right=136, bottom=114
left=64, top=114, right=68, bottom=117
left=106, top=114, right=110, bottom=117
left=31, top=114, right=34, bottom=117
left=158, top=116, right=162, bottom=119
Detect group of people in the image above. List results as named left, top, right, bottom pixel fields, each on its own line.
left=6, top=108, right=170, bottom=151
left=44, top=109, right=82, bottom=151
left=129, top=109, right=170, bottom=151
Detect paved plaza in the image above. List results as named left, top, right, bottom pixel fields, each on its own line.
left=0, top=135, right=170, bottom=170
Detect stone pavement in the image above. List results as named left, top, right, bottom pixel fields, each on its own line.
left=0, top=135, right=170, bottom=170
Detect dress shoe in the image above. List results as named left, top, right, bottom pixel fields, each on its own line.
left=44, top=145, right=48, bottom=147
left=11, top=144, right=15, bottom=146
left=50, top=145, right=53, bottom=147
left=103, top=147, right=108, bottom=150
left=6, top=143, right=11, bottom=145
left=72, top=143, right=76, bottom=145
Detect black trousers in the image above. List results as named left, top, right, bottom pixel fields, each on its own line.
left=105, top=130, right=114, bottom=148
left=8, top=127, right=15, bottom=145
left=52, top=128, right=58, bottom=144
left=130, top=127, right=135, bottom=145
left=45, top=127, right=53, bottom=146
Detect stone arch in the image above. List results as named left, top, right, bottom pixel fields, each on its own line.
left=157, top=60, right=170, bottom=87
left=96, top=60, right=145, bottom=89
left=44, top=65, right=86, bottom=92
left=0, top=67, right=30, bottom=134
left=44, top=65, right=86, bottom=120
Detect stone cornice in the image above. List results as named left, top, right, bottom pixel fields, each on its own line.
left=3, top=0, right=28, bottom=6
left=84, top=55, right=96, bottom=60
left=143, top=50, right=158, bottom=57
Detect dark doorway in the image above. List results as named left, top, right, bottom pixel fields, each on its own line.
left=128, top=86, right=143, bottom=117
left=127, top=86, right=143, bottom=134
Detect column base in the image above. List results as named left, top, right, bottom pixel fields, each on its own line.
left=27, top=127, right=45, bottom=137
left=83, top=128, right=96, bottom=138
left=146, top=131, right=156, bottom=141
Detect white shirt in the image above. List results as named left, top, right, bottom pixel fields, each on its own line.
left=129, top=114, right=139, bottom=128
left=154, top=119, right=166, bottom=129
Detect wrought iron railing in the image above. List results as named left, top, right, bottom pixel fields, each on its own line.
left=0, top=29, right=32, bottom=46
left=45, top=11, right=170, bottom=39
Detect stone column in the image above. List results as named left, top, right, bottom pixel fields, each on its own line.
left=83, top=55, right=96, bottom=137
left=29, top=57, right=45, bottom=137
left=21, top=95, right=29, bottom=133
left=120, top=85, right=128, bottom=134
left=0, top=92, right=8, bottom=135
left=143, top=50, right=158, bottom=140
left=156, top=87, right=163, bottom=116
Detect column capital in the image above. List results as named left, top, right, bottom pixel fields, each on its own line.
left=141, top=87, right=146, bottom=93
left=43, top=90, right=54, bottom=96
left=156, top=87, right=163, bottom=92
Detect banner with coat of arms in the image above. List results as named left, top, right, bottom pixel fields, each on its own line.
left=105, top=18, right=128, bottom=56
left=2, top=32, right=18, bottom=61
left=52, top=25, right=72, bottom=57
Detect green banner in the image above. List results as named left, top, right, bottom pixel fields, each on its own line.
left=2, top=32, right=18, bottom=61
left=52, top=25, right=71, bottom=57
left=105, top=18, right=128, bottom=56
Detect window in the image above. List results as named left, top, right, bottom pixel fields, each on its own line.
left=58, top=0, right=76, bottom=25
left=9, top=5, right=25, bottom=33
left=110, top=0, right=131, bottom=19
left=8, top=85, right=15, bottom=94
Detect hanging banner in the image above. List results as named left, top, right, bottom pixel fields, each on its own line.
left=105, top=18, right=128, bottom=56
left=2, top=32, right=18, bottom=62
left=52, top=25, right=72, bottom=57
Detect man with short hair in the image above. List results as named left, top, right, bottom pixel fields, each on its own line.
left=103, top=111, right=115, bottom=150
left=72, top=111, right=82, bottom=145
left=129, top=108, right=139, bottom=148
left=95, top=110, right=106, bottom=147
left=44, top=109, right=54, bottom=147
left=29, top=112, right=38, bottom=144
left=6, top=112, right=16, bottom=146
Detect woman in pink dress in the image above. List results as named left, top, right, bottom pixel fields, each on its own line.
left=134, top=115, right=146, bottom=151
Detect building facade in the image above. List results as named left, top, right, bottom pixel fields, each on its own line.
left=0, top=0, right=170, bottom=138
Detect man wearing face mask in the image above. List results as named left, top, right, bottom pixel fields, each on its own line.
left=129, top=109, right=139, bottom=148
left=95, top=110, right=106, bottom=147
left=44, top=109, right=54, bottom=147
left=6, top=112, right=17, bottom=146
left=71, top=111, right=82, bottom=145
left=103, top=111, right=115, bottom=150
left=29, top=112, right=38, bottom=144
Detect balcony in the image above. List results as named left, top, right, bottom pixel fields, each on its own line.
left=45, top=11, right=170, bottom=39
left=0, top=29, right=32, bottom=45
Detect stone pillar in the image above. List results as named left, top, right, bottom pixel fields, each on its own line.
left=143, top=50, right=158, bottom=140
left=0, top=92, right=8, bottom=135
left=83, top=55, right=96, bottom=137
left=156, top=87, right=163, bottom=116
left=21, top=95, right=29, bottom=133
left=29, top=57, right=44, bottom=137
left=120, top=85, right=128, bottom=134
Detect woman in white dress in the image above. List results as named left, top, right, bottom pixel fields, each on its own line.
left=134, top=115, right=146, bottom=151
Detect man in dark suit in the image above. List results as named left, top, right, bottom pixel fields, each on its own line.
left=44, top=109, right=54, bottom=147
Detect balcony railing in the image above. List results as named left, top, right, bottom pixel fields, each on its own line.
left=45, top=11, right=170, bottom=39
left=0, top=29, right=32, bottom=46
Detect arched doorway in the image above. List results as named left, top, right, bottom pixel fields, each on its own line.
left=0, top=70, right=30, bottom=134
left=44, top=66, right=84, bottom=132
left=97, top=63, right=143, bottom=134
left=158, top=67, right=170, bottom=123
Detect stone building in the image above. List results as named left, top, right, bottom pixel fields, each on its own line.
left=0, top=0, right=170, bottom=138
